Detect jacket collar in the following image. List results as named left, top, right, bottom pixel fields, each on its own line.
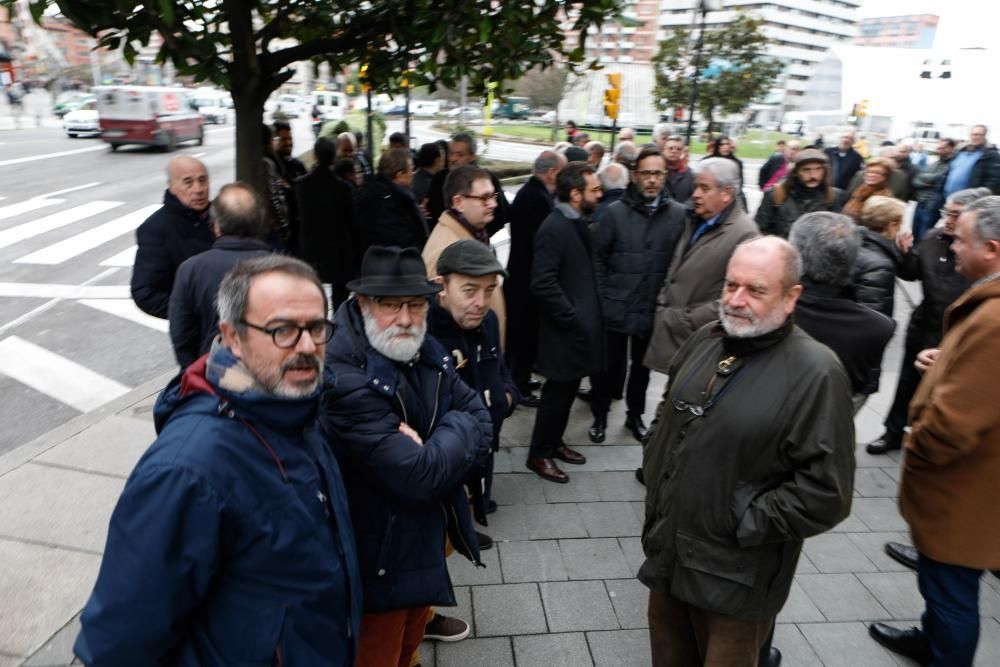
left=555, top=201, right=582, bottom=220
left=162, top=189, right=209, bottom=223
left=712, top=318, right=794, bottom=357
left=945, top=274, right=1000, bottom=331
left=211, top=236, right=272, bottom=251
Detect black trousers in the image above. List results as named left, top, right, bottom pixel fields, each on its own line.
left=590, top=332, right=650, bottom=420
left=528, top=378, right=581, bottom=460
left=884, top=324, right=932, bottom=441
left=508, top=302, right=540, bottom=391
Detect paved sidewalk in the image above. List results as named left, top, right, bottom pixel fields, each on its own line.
left=3, top=282, right=1000, bottom=666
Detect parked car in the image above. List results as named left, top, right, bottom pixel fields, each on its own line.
left=95, top=85, right=204, bottom=152
left=53, top=93, right=95, bottom=118
left=63, top=99, right=100, bottom=137
left=190, top=90, right=229, bottom=124
left=445, top=106, right=482, bottom=119
left=275, top=94, right=306, bottom=118
left=382, top=104, right=408, bottom=116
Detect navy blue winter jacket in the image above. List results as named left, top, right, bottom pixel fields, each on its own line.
left=319, top=297, right=492, bottom=613
left=74, top=349, right=362, bottom=666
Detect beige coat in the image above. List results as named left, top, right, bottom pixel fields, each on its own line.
left=421, top=211, right=507, bottom=347
left=901, top=278, right=1000, bottom=569
left=643, top=205, right=759, bottom=373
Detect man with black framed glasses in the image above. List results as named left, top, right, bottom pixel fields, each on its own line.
left=76, top=255, right=362, bottom=665
left=639, top=237, right=855, bottom=666
left=319, top=245, right=492, bottom=667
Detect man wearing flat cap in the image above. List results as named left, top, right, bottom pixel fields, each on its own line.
left=318, top=245, right=493, bottom=667
left=429, top=240, right=520, bottom=517
left=754, top=148, right=843, bottom=238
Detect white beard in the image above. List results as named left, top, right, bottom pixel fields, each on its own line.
left=363, top=310, right=426, bottom=362
left=718, top=303, right=788, bottom=339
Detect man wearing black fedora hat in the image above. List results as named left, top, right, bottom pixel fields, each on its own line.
left=318, top=245, right=493, bottom=667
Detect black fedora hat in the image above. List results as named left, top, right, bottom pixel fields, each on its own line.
left=347, top=245, right=442, bottom=297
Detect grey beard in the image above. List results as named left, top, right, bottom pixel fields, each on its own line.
left=363, top=310, right=426, bottom=362
left=718, top=302, right=787, bottom=339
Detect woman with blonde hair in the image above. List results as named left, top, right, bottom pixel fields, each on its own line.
left=852, top=195, right=905, bottom=317
left=841, top=156, right=896, bottom=221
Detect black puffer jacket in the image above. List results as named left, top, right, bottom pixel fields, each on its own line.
left=357, top=175, right=429, bottom=252
left=593, top=185, right=686, bottom=336
left=131, top=190, right=214, bottom=318
left=853, top=228, right=901, bottom=318
left=319, top=298, right=491, bottom=613
left=898, top=228, right=973, bottom=347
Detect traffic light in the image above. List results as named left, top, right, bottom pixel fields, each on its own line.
left=359, top=63, right=370, bottom=93
left=857, top=99, right=868, bottom=117
left=604, top=72, right=621, bottom=120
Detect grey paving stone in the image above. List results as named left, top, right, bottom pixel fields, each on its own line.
left=513, top=632, right=594, bottom=667
left=854, top=467, right=901, bottom=498
left=606, top=578, right=649, bottom=629
left=493, top=447, right=514, bottom=474
left=586, top=629, right=651, bottom=667
left=798, top=621, right=900, bottom=666
left=776, top=581, right=826, bottom=623
left=577, top=502, right=642, bottom=538
left=618, top=537, right=645, bottom=578
left=559, top=538, right=632, bottom=580
left=0, top=539, right=100, bottom=656
left=846, top=532, right=914, bottom=572
left=483, top=502, right=588, bottom=541
left=415, top=641, right=435, bottom=667
left=448, top=586, right=473, bottom=637
left=797, top=573, right=892, bottom=622
left=541, top=471, right=602, bottom=503
left=540, top=580, right=620, bottom=632
left=803, top=533, right=879, bottom=573
left=773, top=623, right=822, bottom=665
left=491, top=473, right=546, bottom=506
left=828, top=511, right=872, bottom=533
left=0, top=462, right=125, bottom=553
left=449, top=541, right=502, bottom=585
left=857, top=571, right=923, bottom=620
left=0, top=654, right=23, bottom=667
left=472, top=583, right=547, bottom=636
left=594, top=471, right=646, bottom=501
left=795, top=552, right=819, bottom=574
left=975, top=618, right=1000, bottom=666
left=979, top=580, right=1000, bottom=618
left=882, top=465, right=902, bottom=483
left=498, top=539, right=568, bottom=583
left=437, top=636, right=514, bottom=667
left=34, top=416, right=152, bottom=478
left=851, top=497, right=908, bottom=532
left=23, top=613, right=80, bottom=666
left=511, top=445, right=642, bottom=473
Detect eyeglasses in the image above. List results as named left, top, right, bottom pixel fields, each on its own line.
left=240, top=319, right=336, bottom=348
left=637, top=170, right=667, bottom=179
left=940, top=208, right=962, bottom=219
left=461, top=191, right=499, bottom=204
left=672, top=398, right=706, bottom=417
left=374, top=298, right=430, bottom=314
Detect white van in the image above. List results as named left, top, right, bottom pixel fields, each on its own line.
left=312, top=90, right=349, bottom=121
left=411, top=100, right=441, bottom=117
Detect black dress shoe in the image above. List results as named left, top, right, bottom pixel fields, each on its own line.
left=868, top=623, right=931, bottom=665
left=554, top=445, right=587, bottom=465
left=635, top=467, right=645, bottom=486
left=589, top=417, right=606, bottom=443
left=476, top=531, right=494, bottom=550
left=485, top=500, right=498, bottom=515
left=519, top=392, right=542, bottom=408
left=764, top=647, right=781, bottom=667
left=624, top=413, right=648, bottom=443
left=576, top=387, right=592, bottom=402
left=528, top=378, right=543, bottom=390
left=526, top=457, right=569, bottom=483
left=885, top=541, right=919, bottom=571
left=865, top=434, right=902, bottom=455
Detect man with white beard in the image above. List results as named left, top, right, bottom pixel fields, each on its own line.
left=318, top=245, right=492, bottom=667
left=639, top=237, right=856, bottom=667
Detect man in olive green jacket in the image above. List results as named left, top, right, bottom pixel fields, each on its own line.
left=640, top=237, right=855, bottom=665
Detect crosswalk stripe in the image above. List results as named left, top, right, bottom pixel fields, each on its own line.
left=78, top=298, right=170, bottom=333
left=0, top=283, right=130, bottom=299
left=0, top=197, right=63, bottom=223
left=0, top=336, right=131, bottom=412
left=99, top=244, right=137, bottom=267
left=0, top=201, right=123, bottom=249
left=13, top=204, right=160, bottom=265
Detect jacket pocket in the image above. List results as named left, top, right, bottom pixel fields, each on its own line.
left=374, top=513, right=399, bottom=580
left=671, top=531, right=758, bottom=616
left=602, top=287, right=629, bottom=330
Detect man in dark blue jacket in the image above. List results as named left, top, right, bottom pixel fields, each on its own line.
left=131, top=156, right=215, bottom=318
left=319, top=245, right=492, bottom=667
left=168, top=182, right=272, bottom=368
left=75, top=256, right=362, bottom=666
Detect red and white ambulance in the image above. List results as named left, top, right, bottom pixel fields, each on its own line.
left=95, top=85, right=205, bottom=152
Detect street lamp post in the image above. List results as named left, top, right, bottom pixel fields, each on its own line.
left=684, top=0, right=722, bottom=146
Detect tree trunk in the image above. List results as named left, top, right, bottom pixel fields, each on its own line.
left=232, top=89, right=266, bottom=195
left=223, top=0, right=267, bottom=197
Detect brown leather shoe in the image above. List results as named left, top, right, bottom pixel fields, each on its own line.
left=526, top=457, right=569, bottom=483
left=554, top=445, right=587, bottom=465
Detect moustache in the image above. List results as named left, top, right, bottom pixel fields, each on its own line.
left=281, top=354, right=321, bottom=374
left=723, top=306, right=754, bottom=320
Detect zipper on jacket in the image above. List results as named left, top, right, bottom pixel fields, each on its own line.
left=394, top=390, right=410, bottom=426
left=441, top=501, right=480, bottom=566
left=427, top=371, right=443, bottom=434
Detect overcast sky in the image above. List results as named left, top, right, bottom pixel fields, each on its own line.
left=856, top=0, right=1000, bottom=50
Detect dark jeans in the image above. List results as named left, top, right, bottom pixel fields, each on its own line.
left=919, top=553, right=983, bottom=666
left=590, top=332, right=650, bottom=420
left=528, top=378, right=581, bottom=460
left=884, top=324, right=930, bottom=441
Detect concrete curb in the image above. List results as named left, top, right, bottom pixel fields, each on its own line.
left=0, top=370, right=176, bottom=478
